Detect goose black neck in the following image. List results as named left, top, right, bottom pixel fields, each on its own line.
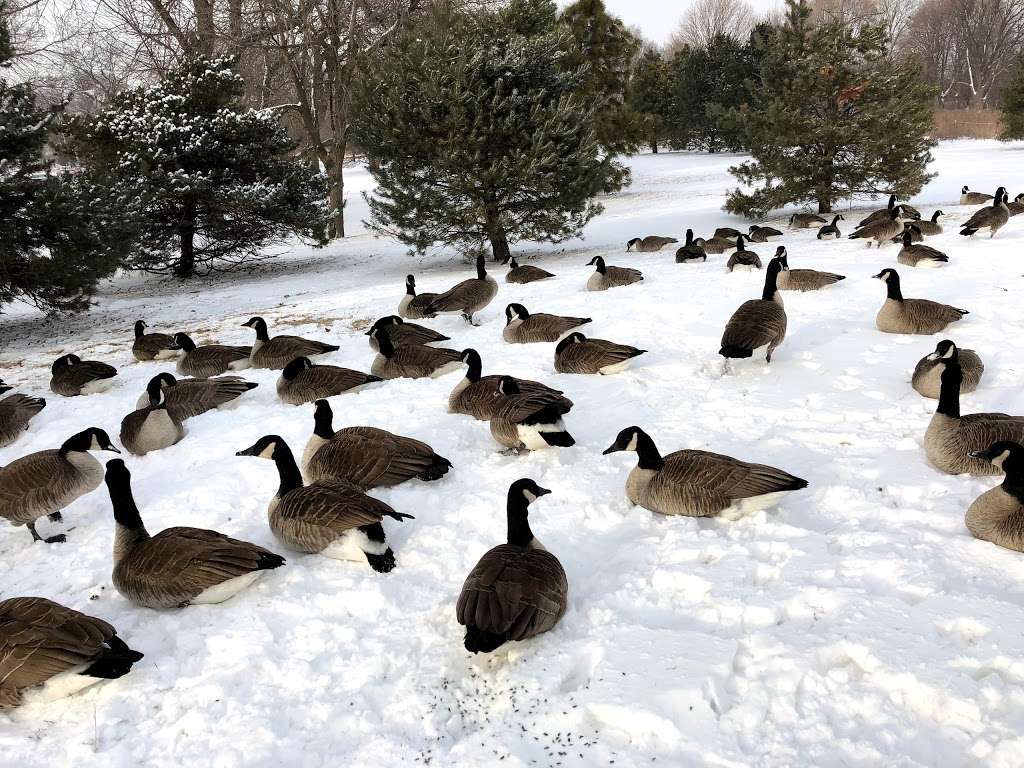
left=253, top=322, right=270, bottom=342
left=761, top=262, right=781, bottom=302
left=1001, top=459, right=1024, bottom=502
left=832, top=215, right=841, bottom=225
left=506, top=494, right=535, bottom=547
left=476, top=253, right=487, bottom=280
left=635, top=431, right=664, bottom=470
left=271, top=441, right=304, bottom=497
left=106, top=475, right=149, bottom=538
left=885, top=275, right=903, bottom=301
left=931, top=211, right=940, bottom=222
left=134, top=322, right=144, bottom=338
left=888, top=194, right=896, bottom=209
left=936, top=364, right=961, bottom=418
left=313, top=406, right=335, bottom=439
left=374, top=327, right=395, bottom=357
left=405, top=280, right=416, bottom=297
left=464, top=352, right=482, bottom=382
left=685, top=229, right=693, bottom=245
left=594, top=259, right=606, bottom=274
left=736, top=235, right=746, bottom=251
left=178, top=334, right=197, bottom=351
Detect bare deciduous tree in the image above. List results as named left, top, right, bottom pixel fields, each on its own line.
left=668, top=0, right=756, bottom=53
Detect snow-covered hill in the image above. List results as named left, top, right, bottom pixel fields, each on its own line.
left=2, top=140, right=1024, bottom=767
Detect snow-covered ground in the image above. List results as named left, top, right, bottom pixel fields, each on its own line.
left=3, top=140, right=1024, bottom=767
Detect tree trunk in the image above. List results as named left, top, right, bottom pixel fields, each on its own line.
left=650, top=141, right=658, bottom=154
left=482, top=198, right=511, bottom=263
left=817, top=197, right=832, bottom=214
left=327, top=144, right=346, bottom=239
left=177, top=199, right=197, bottom=278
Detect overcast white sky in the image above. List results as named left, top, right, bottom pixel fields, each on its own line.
left=555, top=0, right=782, bottom=46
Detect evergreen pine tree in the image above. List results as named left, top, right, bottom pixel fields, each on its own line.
left=351, top=0, right=627, bottom=263
left=999, top=53, right=1024, bottom=140
left=628, top=48, right=673, bottom=153
left=75, top=57, right=328, bottom=278
left=0, top=2, right=133, bottom=314
left=719, top=0, right=935, bottom=217
left=559, top=0, right=643, bottom=154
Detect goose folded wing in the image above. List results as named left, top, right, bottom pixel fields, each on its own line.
left=278, top=480, right=393, bottom=530
left=426, top=280, right=475, bottom=311
left=721, top=301, right=785, bottom=349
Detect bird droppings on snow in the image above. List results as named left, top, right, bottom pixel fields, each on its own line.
left=3, top=141, right=1024, bottom=766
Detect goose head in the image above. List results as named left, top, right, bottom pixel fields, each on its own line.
left=969, top=441, right=1024, bottom=473
left=505, top=303, right=529, bottom=323
left=509, top=478, right=551, bottom=506
left=366, top=315, right=404, bottom=336
left=281, top=356, right=314, bottom=381
left=51, top=353, right=82, bottom=373
left=587, top=256, right=607, bottom=273
left=626, top=238, right=640, bottom=251
left=236, top=435, right=286, bottom=461
left=62, top=427, right=120, bottom=455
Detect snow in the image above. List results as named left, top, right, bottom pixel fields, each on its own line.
left=3, top=139, right=1024, bottom=766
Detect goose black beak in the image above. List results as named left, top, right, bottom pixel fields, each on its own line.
left=602, top=444, right=620, bottom=455
left=236, top=444, right=259, bottom=457
left=105, top=446, right=121, bottom=454
left=536, top=486, right=552, bottom=496
left=968, top=450, right=989, bottom=460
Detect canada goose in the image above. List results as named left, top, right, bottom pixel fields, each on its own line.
left=237, top=435, right=414, bottom=572
left=368, top=325, right=462, bottom=379
left=857, top=195, right=920, bottom=228
left=398, top=275, right=438, bottom=319
left=674, top=230, right=707, bottom=263
left=960, top=187, right=1010, bottom=237
left=774, top=247, right=845, bottom=291
left=0, top=382, right=45, bottom=448
left=424, top=252, right=498, bottom=324
left=277, top=357, right=380, bottom=405
left=448, top=349, right=571, bottom=420
left=131, top=320, right=179, bottom=361
left=242, top=316, right=339, bottom=369
left=365, top=315, right=449, bottom=350
left=817, top=215, right=844, bottom=239
left=502, top=303, right=591, bottom=344
left=849, top=208, right=904, bottom=247
left=456, top=479, right=567, bottom=653
left=554, top=332, right=646, bottom=374
left=586, top=256, right=643, bottom=291
left=912, top=340, right=983, bottom=399
left=960, top=185, right=993, bottom=205
left=713, top=227, right=743, bottom=240
left=135, top=372, right=258, bottom=419
left=173, top=332, right=251, bottom=378
left=897, top=230, right=948, bottom=267
left=719, top=256, right=787, bottom=364
left=965, top=442, right=1024, bottom=552
left=694, top=235, right=736, bottom=255
left=789, top=213, right=826, bottom=228
left=0, top=597, right=143, bottom=709
left=120, top=378, right=184, bottom=456
left=602, top=426, right=807, bottom=517
left=627, top=235, right=678, bottom=252
left=925, top=357, right=1024, bottom=476
left=105, top=459, right=285, bottom=609
left=49, top=354, right=118, bottom=397
left=747, top=225, right=783, bottom=242
left=488, top=377, right=575, bottom=452
left=1006, top=193, right=1024, bottom=216
left=873, top=269, right=968, bottom=335
left=506, top=257, right=555, bottom=284
left=726, top=234, right=761, bottom=272
left=912, top=211, right=944, bottom=235
left=303, top=399, right=451, bottom=486
left=891, top=223, right=924, bottom=244
left=0, top=427, right=119, bottom=544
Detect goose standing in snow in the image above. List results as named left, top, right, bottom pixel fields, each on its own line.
left=398, top=275, right=438, bottom=319
left=365, top=315, right=449, bottom=349
left=105, top=459, right=284, bottom=609
left=424, top=252, right=498, bottom=324
left=924, top=355, right=1024, bottom=476
left=912, top=340, right=983, bottom=399
left=965, top=442, right=1024, bottom=552
left=959, top=187, right=1010, bottom=238
left=675, top=230, right=707, bottom=263
left=242, top=316, right=339, bottom=369
left=448, top=349, right=571, bottom=420
left=0, top=381, right=45, bottom=448
left=873, top=269, right=967, bottom=334
left=120, top=377, right=184, bottom=456
left=456, top=479, right=567, bottom=653
left=173, top=332, right=251, bottom=378
left=0, top=427, right=119, bottom=543
left=554, top=332, right=646, bottom=374
left=131, top=320, right=179, bottom=361
left=506, top=257, right=555, bottom=284
left=774, top=247, right=845, bottom=291
left=626, top=235, right=678, bottom=252
left=488, top=377, right=575, bottom=452
left=136, top=372, right=258, bottom=419
left=817, top=215, right=843, bottom=239
left=502, top=303, right=591, bottom=344
left=913, top=211, right=944, bottom=235
left=603, top=426, right=808, bottom=517
left=237, top=435, right=413, bottom=572
left=302, top=399, right=451, bottom=488
left=897, top=230, right=948, bottom=268
left=0, top=597, right=143, bottom=709
left=586, top=256, right=643, bottom=291
left=849, top=208, right=903, bottom=247
left=49, top=354, right=118, bottom=397
left=277, top=357, right=381, bottom=405
left=726, top=234, right=762, bottom=272
left=719, top=255, right=787, bottom=364
left=368, top=325, right=462, bottom=379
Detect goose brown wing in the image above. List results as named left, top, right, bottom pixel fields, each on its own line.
left=285, top=366, right=376, bottom=403
left=903, top=298, right=967, bottom=324
left=958, top=413, right=1024, bottom=447
left=456, top=545, right=568, bottom=640
left=426, top=278, right=479, bottom=311
left=391, top=323, right=449, bottom=346
left=393, top=345, right=461, bottom=376
left=0, top=451, right=84, bottom=523
left=167, top=377, right=256, bottom=420
left=662, top=450, right=805, bottom=498
left=307, top=430, right=433, bottom=488
left=720, top=299, right=786, bottom=351
left=273, top=481, right=401, bottom=552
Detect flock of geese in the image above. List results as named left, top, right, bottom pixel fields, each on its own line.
left=2, top=184, right=1023, bottom=710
